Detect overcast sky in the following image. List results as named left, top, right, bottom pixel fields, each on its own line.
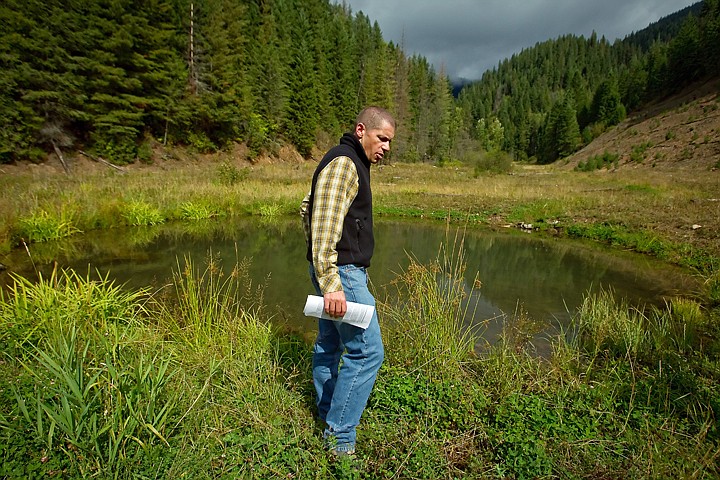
left=335, top=0, right=699, bottom=81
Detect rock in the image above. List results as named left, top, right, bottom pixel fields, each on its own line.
left=692, top=224, right=703, bottom=230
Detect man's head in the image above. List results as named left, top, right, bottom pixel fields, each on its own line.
left=354, top=106, right=395, bottom=164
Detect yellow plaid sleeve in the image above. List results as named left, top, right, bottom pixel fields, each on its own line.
left=310, top=156, right=359, bottom=294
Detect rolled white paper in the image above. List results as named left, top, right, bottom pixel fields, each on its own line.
left=303, top=295, right=375, bottom=329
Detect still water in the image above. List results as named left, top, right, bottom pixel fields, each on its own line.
left=0, top=217, right=699, bottom=350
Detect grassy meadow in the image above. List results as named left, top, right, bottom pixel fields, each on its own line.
left=1, top=158, right=719, bottom=478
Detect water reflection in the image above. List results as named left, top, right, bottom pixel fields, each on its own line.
left=0, top=217, right=699, bottom=351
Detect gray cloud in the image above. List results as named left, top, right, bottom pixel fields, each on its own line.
left=337, top=0, right=699, bottom=80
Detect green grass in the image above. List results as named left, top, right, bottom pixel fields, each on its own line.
left=381, top=233, right=479, bottom=381
left=1, top=243, right=718, bottom=478
left=121, top=200, right=165, bottom=226
left=17, top=210, right=81, bottom=243
left=1, top=161, right=719, bottom=477
left=179, top=201, right=218, bottom=220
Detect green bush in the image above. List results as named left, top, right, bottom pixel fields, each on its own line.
left=188, top=132, right=217, bottom=153
left=575, top=151, right=619, bottom=171
left=473, top=150, right=513, bottom=176
left=217, top=161, right=248, bottom=186
left=137, top=140, right=154, bottom=164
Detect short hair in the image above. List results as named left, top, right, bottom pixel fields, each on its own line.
left=356, top=106, right=395, bottom=131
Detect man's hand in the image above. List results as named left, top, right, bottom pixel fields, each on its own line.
left=324, top=290, right=347, bottom=318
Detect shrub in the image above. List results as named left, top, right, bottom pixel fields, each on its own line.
left=575, top=151, right=619, bottom=171
left=217, top=161, right=248, bottom=186
left=473, top=150, right=512, bottom=176
left=137, top=140, right=153, bottom=164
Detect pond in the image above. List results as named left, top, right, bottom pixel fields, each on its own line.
left=0, top=217, right=700, bottom=352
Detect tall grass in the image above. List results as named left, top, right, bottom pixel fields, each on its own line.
left=0, top=267, right=179, bottom=475
left=0, top=266, right=146, bottom=353
left=121, top=200, right=165, bottom=226
left=158, top=251, right=269, bottom=356
left=0, top=253, right=717, bottom=477
left=17, top=209, right=81, bottom=243
left=381, top=229, right=479, bottom=381
left=574, top=288, right=708, bottom=361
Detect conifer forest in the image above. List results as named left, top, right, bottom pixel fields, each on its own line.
left=0, top=0, right=718, bottom=166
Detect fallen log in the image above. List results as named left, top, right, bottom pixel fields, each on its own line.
left=52, top=141, right=70, bottom=174
left=78, top=150, right=127, bottom=174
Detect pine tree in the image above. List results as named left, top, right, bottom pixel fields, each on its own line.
left=668, top=14, right=703, bottom=88
left=699, top=0, right=720, bottom=75
left=591, top=77, right=626, bottom=127
left=539, top=95, right=581, bottom=163
left=0, top=0, right=88, bottom=162
left=284, top=7, right=320, bottom=157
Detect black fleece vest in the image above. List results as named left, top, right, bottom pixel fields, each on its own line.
left=306, top=133, right=374, bottom=267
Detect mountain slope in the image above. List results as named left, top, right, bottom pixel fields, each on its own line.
left=565, top=78, right=720, bottom=171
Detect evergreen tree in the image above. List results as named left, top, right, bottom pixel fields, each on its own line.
left=406, top=56, right=433, bottom=162
left=327, top=4, right=362, bottom=131
left=699, top=0, right=720, bottom=75
left=427, top=67, right=453, bottom=163
left=284, top=8, right=320, bottom=157
left=477, top=117, right=504, bottom=152
left=668, top=14, right=703, bottom=88
left=0, top=0, right=703, bottom=166
left=539, top=95, right=581, bottom=163
left=387, top=42, right=411, bottom=161
left=590, top=77, right=626, bottom=127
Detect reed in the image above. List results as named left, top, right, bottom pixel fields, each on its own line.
left=157, top=250, right=270, bottom=359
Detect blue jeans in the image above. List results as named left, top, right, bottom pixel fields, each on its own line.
left=309, top=264, right=384, bottom=452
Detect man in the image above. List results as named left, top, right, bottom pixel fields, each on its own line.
left=300, top=106, right=395, bottom=456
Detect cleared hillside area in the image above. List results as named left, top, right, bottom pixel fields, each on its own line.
left=567, top=78, right=720, bottom=172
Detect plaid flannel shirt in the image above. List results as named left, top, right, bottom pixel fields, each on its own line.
left=300, top=156, right=359, bottom=294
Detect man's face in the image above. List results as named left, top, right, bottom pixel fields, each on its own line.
left=357, top=121, right=395, bottom=164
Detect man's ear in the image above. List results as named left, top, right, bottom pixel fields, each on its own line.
left=355, top=122, right=366, bottom=139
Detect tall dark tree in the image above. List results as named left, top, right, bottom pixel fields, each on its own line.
left=284, top=8, right=320, bottom=157
left=590, top=77, right=626, bottom=127
left=539, top=95, right=581, bottom=164
left=699, top=0, right=720, bottom=74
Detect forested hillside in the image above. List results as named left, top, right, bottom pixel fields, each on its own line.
left=1, top=0, right=718, bottom=168
left=0, top=0, right=453, bottom=164
left=458, top=0, right=719, bottom=164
